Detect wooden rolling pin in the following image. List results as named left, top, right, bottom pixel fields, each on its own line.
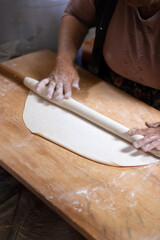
left=0, top=62, right=24, bottom=83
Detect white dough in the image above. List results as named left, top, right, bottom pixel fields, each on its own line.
left=23, top=77, right=159, bottom=166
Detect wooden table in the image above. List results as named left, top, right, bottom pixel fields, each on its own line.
left=0, top=50, right=160, bottom=240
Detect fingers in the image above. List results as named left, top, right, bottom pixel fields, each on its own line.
left=145, top=122, right=160, bottom=128
left=46, top=81, right=56, bottom=100
left=36, top=65, right=80, bottom=101
left=37, top=79, right=72, bottom=101
left=141, top=139, right=160, bottom=152
left=133, top=134, right=156, bottom=149
left=55, top=78, right=79, bottom=100
left=54, top=82, right=63, bottom=101
left=128, top=127, right=157, bottom=136
left=37, top=78, right=50, bottom=92
left=130, top=131, right=160, bottom=152
left=72, top=78, right=80, bottom=90
left=133, top=137, right=160, bottom=152
left=128, top=124, right=160, bottom=152
left=64, top=83, right=72, bottom=99
left=37, top=78, right=79, bottom=101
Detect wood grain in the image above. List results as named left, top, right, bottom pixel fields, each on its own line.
left=0, top=50, right=160, bottom=240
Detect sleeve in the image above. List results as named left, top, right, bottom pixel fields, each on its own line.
left=63, top=0, right=96, bottom=28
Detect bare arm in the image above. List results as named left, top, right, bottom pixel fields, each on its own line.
left=57, top=15, right=89, bottom=64
left=37, top=15, right=89, bottom=100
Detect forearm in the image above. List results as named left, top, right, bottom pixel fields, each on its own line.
left=56, top=15, right=89, bottom=65
left=37, top=15, right=88, bottom=100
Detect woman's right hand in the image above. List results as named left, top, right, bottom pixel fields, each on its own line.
left=36, top=60, right=80, bottom=101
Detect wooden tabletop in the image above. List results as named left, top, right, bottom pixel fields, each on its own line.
left=0, top=50, right=160, bottom=240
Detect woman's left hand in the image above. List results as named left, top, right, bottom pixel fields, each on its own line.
left=128, top=122, right=160, bottom=152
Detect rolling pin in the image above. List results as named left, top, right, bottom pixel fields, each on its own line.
left=0, top=62, right=159, bottom=158
left=0, top=62, right=24, bottom=83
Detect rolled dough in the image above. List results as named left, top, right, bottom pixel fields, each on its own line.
left=23, top=77, right=159, bottom=166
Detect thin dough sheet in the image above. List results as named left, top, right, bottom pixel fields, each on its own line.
left=23, top=91, right=159, bottom=166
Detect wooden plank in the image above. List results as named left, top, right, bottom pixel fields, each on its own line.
left=0, top=50, right=160, bottom=240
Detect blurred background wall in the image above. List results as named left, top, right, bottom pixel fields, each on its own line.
left=0, top=0, right=68, bottom=61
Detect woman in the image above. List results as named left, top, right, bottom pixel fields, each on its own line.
left=37, top=0, right=160, bottom=153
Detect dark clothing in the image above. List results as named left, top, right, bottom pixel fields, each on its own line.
left=108, top=71, right=160, bottom=110
left=91, top=0, right=118, bottom=76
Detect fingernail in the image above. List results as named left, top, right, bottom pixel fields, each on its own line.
left=65, top=92, right=71, bottom=99
left=72, top=83, right=80, bottom=89
left=128, top=129, right=136, bottom=135
left=55, top=96, right=62, bottom=101
left=46, top=94, right=52, bottom=100
left=36, top=87, right=40, bottom=92
left=133, top=142, right=139, bottom=148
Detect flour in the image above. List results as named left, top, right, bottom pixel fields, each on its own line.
left=0, top=77, right=17, bottom=97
